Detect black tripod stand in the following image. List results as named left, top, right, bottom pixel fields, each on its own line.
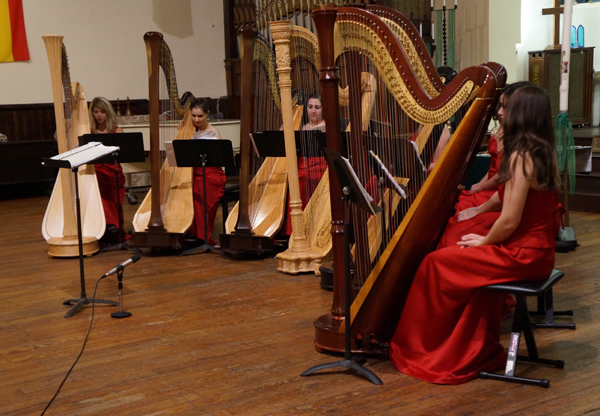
left=172, top=139, right=235, bottom=256
left=63, top=166, right=118, bottom=317
left=301, top=147, right=383, bottom=385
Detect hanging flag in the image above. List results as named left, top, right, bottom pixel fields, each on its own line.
left=0, top=0, right=30, bottom=63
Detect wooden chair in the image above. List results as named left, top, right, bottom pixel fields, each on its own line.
left=479, top=269, right=567, bottom=388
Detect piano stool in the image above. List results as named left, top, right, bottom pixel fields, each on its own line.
left=479, top=269, right=569, bottom=388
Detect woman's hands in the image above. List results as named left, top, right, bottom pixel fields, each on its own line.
left=457, top=233, right=485, bottom=248
left=457, top=206, right=480, bottom=222
left=469, top=183, right=483, bottom=194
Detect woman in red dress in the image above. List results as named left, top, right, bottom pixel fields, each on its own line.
left=282, top=94, right=328, bottom=235
left=389, top=85, right=559, bottom=385
left=88, top=97, right=126, bottom=242
left=438, top=82, right=531, bottom=248
left=188, top=98, right=227, bottom=244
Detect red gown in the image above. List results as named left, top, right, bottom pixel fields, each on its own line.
left=94, top=127, right=126, bottom=235
left=389, top=186, right=558, bottom=385
left=453, top=135, right=500, bottom=213
left=191, top=166, right=226, bottom=244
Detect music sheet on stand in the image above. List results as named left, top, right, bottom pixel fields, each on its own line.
left=43, top=142, right=120, bottom=169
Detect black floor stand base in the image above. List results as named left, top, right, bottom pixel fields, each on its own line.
left=63, top=297, right=118, bottom=318
left=111, top=310, right=132, bottom=318
left=301, top=356, right=383, bottom=385
left=99, top=241, right=130, bottom=253
left=180, top=243, right=222, bottom=256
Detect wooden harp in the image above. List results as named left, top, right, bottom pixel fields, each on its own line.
left=219, top=28, right=288, bottom=253
left=41, top=35, right=105, bottom=257
left=131, top=32, right=196, bottom=249
left=311, top=6, right=505, bottom=354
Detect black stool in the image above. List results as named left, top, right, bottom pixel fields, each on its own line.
left=219, top=184, right=239, bottom=233
left=530, top=286, right=575, bottom=329
left=479, top=269, right=567, bottom=388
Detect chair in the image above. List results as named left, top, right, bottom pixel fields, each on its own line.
left=479, top=269, right=568, bottom=388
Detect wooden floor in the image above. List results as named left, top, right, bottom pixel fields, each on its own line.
left=1, top=193, right=599, bottom=416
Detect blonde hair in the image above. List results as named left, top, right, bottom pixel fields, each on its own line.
left=89, top=97, right=118, bottom=133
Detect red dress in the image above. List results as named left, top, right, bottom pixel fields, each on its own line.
left=389, top=186, right=558, bottom=385
left=191, top=167, right=226, bottom=244
left=94, top=127, right=126, bottom=233
left=454, top=135, right=500, bottom=213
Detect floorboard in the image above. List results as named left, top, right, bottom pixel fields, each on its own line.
left=0, top=194, right=598, bottom=415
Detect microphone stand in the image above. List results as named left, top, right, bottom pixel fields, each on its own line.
left=111, top=268, right=132, bottom=318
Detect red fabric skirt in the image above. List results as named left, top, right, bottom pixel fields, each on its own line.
left=453, top=188, right=497, bottom=213
left=389, top=244, right=554, bottom=385
left=94, top=163, right=125, bottom=231
left=191, top=166, right=226, bottom=244
left=282, top=157, right=327, bottom=235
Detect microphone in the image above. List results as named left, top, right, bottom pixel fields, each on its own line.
left=101, top=254, right=141, bottom=279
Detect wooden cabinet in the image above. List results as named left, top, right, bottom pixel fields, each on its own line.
left=528, top=47, right=594, bottom=126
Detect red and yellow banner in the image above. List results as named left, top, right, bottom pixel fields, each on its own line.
left=0, top=0, right=30, bottom=63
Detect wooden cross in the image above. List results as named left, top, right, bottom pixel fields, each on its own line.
left=542, top=0, right=564, bottom=49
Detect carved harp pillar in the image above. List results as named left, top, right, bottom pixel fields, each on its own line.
left=270, top=21, right=323, bottom=273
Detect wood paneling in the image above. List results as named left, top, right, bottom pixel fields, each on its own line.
left=0, top=196, right=599, bottom=415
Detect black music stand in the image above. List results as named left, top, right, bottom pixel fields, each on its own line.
left=301, top=147, right=383, bottom=385
left=42, top=151, right=119, bottom=318
left=79, top=133, right=145, bottom=252
left=172, top=139, right=235, bottom=255
left=251, top=130, right=326, bottom=159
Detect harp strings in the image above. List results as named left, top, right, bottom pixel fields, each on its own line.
left=249, top=35, right=282, bottom=225
left=335, top=14, right=452, bottom=288
left=291, top=29, right=324, bottom=218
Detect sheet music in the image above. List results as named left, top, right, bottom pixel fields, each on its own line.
left=164, top=141, right=177, bottom=166
left=43, top=142, right=119, bottom=168
left=340, top=155, right=381, bottom=216
left=369, top=151, right=407, bottom=199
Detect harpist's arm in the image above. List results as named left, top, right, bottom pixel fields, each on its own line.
left=459, top=154, right=531, bottom=248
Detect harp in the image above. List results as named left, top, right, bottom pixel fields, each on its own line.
left=219, top=28, right=289, bottom=253
left=41, top=35, right=105, bottom=257
left=131, top=32, right=196, bottom=249
left=270, top=20, right=378, bottom=275
left=311, top=6, right=505, bottom=354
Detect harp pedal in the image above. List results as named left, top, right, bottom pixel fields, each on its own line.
left=356, top=334, right=389, bottom=355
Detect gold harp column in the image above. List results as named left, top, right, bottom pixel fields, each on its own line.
left=270, top=20, right=322, bottom=274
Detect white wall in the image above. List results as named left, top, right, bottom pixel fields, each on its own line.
left=0, top=0, right=226, bottom=105
left=454, top=0, right=489, bottom=71
left=489, top=0, right=521, bottom=83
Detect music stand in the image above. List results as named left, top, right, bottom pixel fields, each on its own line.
left=251, top=130, right=325, bottom=159
left=79, top=133, right=145, bottom=251
left=42, top=148, right=120, bottom=318
left=301, top=147, right=383, bottom=385
left=172, top=139, right=235, bottom=255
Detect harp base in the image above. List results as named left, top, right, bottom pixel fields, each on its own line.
left=131, top=231, right=185, bottom=250
left=276, top=249, right=323, bottom=275
left=314, top=313, right=389, bottom=356
left=47, top=237, right=98, bottom=258
left=218, top=233, right=273, bottom=255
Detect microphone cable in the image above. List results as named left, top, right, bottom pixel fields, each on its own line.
left=40, top=273, right=103, bottom=416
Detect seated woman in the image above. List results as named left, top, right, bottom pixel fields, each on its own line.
left=437, top=82, right=531, bottom=248
left=282, top=94, right=328, bottom=236
left=187, top=98, right=226, bottom=244
left=389, top=85, right=559, bottom=385
left=88, top=97, right=126, bottom=243
left=453, top=81, right=531, bottom=215
left=299, top=94, right=328, bottom=205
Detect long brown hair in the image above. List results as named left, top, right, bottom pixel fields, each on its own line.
left=497, top=85, right=558, bottom=191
